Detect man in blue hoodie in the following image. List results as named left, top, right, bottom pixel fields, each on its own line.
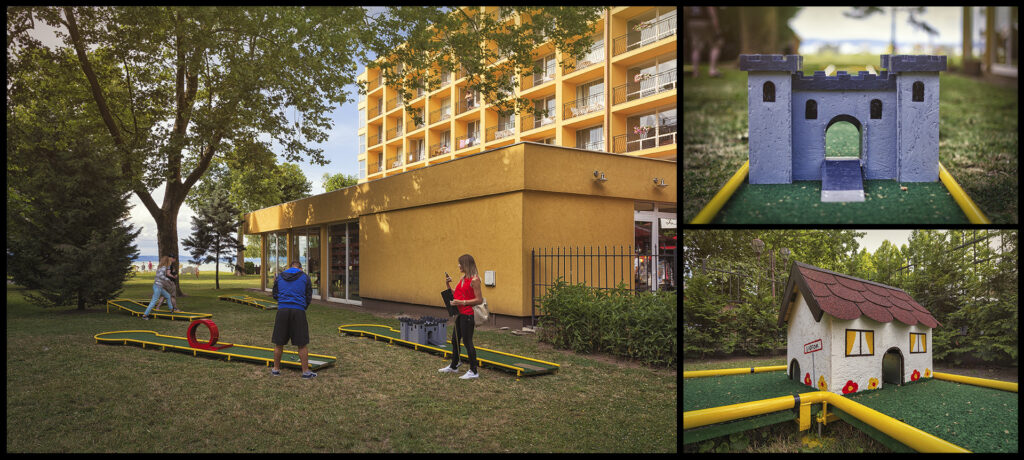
left=271, top=261, right=316, bottom=378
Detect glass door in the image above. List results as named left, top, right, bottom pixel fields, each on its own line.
left=634, top=202, right=677, bottom=292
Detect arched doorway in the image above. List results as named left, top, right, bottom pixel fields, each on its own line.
left=882, top=347, right=904, bottom=386
left=821, top=114, right=866, bottom=202
left=789, top=358, right=801, bottom=382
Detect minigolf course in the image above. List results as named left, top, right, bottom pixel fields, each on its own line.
left=96, top=319, right=336, bottom=370
left=338, top=324, right=559, bottom=379
left=218, top=294, right=277, bottom=310
left=106, top=298, right=212, bottom=321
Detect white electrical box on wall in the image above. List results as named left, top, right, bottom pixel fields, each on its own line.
left=484, top=270, right=495, bottom=286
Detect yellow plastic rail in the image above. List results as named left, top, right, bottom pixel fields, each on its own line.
left=683, top=365, right=787, bottom=379
left=938, top=162, right=991, bottom=224
left=684, top=391, right=971, bottom=452
left=690, top=160, right=749, bottom=224
left=933, top=372, right=1017, bottom=392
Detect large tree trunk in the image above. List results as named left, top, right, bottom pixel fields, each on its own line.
left=155, top=184, right=187, bottom=297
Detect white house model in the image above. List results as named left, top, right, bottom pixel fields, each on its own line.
left=778, top=262, right=939, bottom=395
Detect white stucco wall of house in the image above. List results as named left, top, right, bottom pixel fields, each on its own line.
left=828, top=315, right=933, bottom=395
left=786, top=290, right=830, bottom=390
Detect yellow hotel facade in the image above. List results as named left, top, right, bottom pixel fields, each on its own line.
left=243, top=7, right=676, bottom=326
left=355, top=6, right=677, bottom=181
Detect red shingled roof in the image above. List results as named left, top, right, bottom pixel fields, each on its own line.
left=779, top=262, right=940, bottom=328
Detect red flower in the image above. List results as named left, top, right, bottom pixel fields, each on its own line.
left=804, top=373, right=812, bottom=385
left=911, top=370, right=920, bottom=381
left=842, top=380, right=859, bottom=394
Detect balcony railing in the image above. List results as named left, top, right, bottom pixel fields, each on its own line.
left=367, top=104, right=382, bottom=119
left=407, top=149, right=426, bottom=163
left=520, top=111, right=557, bottom=132
left=369, top=132, right=381, bottom=146
left=386, top=124, right=403, bottom=141
left=455, top=133, right=480, bottom=150
left=520, top=65, right=556, bottom=92
left=612, top=14, right=677, bottom=56
left=486, top=120, right=516, bottom=142
left=430, top=107, right=452, bottom=124
left=567, top=42, right=605, bottom=74
left=429, top=142, right=452, bottom=158
left=388, top=155, right=403, bottom=169
left=386, top=95, right=404, bottom=112
left=367, top=74, right=383, bottom=93
left=576, top=140, right=604, bottom=152
left=563, top=93, right=605, bottom=119
left=612, top=123, right=677, bottom=153
left=457, top=98, right=480, bottom=115
left=612, top=69, right=677, bottom=105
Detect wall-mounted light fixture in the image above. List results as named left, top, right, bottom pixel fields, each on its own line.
left=652, top=177, right=668, bottom=187
left=593, top=170, right=608, bottom=182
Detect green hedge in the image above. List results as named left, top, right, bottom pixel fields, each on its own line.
left=536, top=278, right=676, bottom=368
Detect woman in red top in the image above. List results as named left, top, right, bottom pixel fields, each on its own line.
left=439, top=254, right=483, bottom=379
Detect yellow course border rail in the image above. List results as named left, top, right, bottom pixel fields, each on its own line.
left=684, top=365, right=787, bottom=378
left=933, top=371, right=1017, bottom=392
left=690, top=161, right=990, bottom=224
left=106, top=299, right=212, bottom=321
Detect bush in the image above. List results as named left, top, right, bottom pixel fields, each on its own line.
left=537, top=278, right=676, bottom=368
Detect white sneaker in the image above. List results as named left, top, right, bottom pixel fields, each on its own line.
left=439, top=365, right=460, bottom=373
left=459, top=370, right=479, bottom=379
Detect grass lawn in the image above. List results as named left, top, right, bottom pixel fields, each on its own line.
left=683, top=53, right=1018, bottom=223
left=6, top=274, right=676, bottom=453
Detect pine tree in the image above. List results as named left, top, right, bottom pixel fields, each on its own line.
left=182, top=186, right=245, bottom=289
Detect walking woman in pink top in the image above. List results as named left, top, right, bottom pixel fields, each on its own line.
left=439, top=254, right=483, bottom=379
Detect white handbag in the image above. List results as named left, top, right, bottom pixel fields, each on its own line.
left=473, top=297, right=489, bottom=326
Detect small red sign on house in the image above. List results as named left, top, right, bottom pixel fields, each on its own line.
left=804, top=339, right=822, bottom=354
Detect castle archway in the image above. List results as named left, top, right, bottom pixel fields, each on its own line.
left=824, top=114, right=863, bottom=159
left=821, top=114, right=866, bottom=202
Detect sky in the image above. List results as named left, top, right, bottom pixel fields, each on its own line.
left=23, top=7, right=388, bottom=257
left=854, top=230, right=913, bottom=253
left=789, top=6, right=990, bottom=55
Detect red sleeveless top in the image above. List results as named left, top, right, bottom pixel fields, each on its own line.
left=453, top=276, right=476, bottom=315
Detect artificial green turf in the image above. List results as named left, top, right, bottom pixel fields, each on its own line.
left=712, top=180, right=970, bottom=224
left=847, top=378, right=1017, bottom=453
left=683, top=371, right=811, bottom=411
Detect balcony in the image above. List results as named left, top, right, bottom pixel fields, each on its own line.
left=520, top=66, right=556, bottom=92
left=486, top=120, right=516, bottom=143
left=520, top=112, right=557, bottom=133
left=612, top=14, right=677, bottom=56
left=612, top=123, right=676, bottom=153
left=612, top=69, right=677, bottom=105
left=369, top=132, right=382, bottom=147
left=386, top=124, right=403, bottom=141
left=577, top=140, right=604, bottom=152
left=455, top=133, right=480, bottom=151
left=563, top=93, right=605, bottom=120
left=429, top=142, right=452, bottom=158
left=457, top=98, right=481, bottom=116
left=430, top=107, right=452, bottom=125
left=407, top=149, right=426, bottom=164
left=388, top=155, right=403, bottom=170
left=386, top=95, right=404, bottom=112
left=566, top=42, right=605, bottom=75
left=367, top=104, right=382, bottom=119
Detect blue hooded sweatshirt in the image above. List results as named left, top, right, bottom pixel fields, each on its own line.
left=272, top=267, right=312, bottom=310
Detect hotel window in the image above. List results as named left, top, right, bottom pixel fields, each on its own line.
left=573, top=79, right=604, bottom=117
left=624, top=54, right=677, bottom=102
left=441, top=97, right=451, bottom=118
left=328, top=222, right=359, bottom=302
left=845, top=329, right=874, bottom=357
left=534, top=96, right=556, bottom=126
left=358, top=159, right=366, bottom=179
left=624, top=107, right=676, bottom=152
left=626, top=7, right=677, bottom=52
left=264, top=232, right=288, bottom=290
left=358, top=134, right=365, bottom=153
left=358, top=108, right=365, bottom=127
left=576, top=125, right=603, bottom=151
left=533, top=54, right=556, bottom=86
left=290, top=228, right=321, bottom=298
left=910, top=332, right=927, bottom=353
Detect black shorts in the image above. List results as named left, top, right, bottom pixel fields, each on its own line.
left=272, top=308, right=309, bottom=347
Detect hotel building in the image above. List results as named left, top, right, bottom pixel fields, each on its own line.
left=243, top=7, right=677, bottom=326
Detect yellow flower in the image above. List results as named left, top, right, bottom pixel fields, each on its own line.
left=868, top=377, right=879, bottom=389
left=817, top=375, right=828, bottom=391
left=924, top=368, right=932, bottom=378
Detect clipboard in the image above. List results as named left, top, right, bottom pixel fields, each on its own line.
left=441, top=289, right=458, bottom=316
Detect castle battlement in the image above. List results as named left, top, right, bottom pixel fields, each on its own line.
left=880, top=54, right=947, bottom=72
left=792, top=70, right=896, bottom=91
left=738, top=54, right=803, bottom=72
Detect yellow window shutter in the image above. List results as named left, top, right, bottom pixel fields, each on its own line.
left=846, top=330, right=856, bottom=355
left=921, top=334, right=926, bottom=352
left=865, top=331, right=874, bottom=354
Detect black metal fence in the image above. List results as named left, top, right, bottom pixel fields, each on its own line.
left=531, top=245, right=677, bottom=324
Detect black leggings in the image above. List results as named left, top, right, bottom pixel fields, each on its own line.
left=450, top=314, right=477, bottom=372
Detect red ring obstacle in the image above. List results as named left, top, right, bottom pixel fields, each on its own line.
left=186, top=319, right=233, bottom=350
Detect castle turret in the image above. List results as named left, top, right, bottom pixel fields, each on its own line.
left=739, top=54, right=802, bottom=184
left=882, top=55, right=947, bottom=182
